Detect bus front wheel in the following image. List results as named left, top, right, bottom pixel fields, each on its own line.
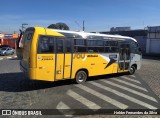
left=75, top=71, right=87, bottom=84
left=129, top=66, right=136, bottom=75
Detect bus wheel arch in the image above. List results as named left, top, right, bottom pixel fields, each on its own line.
left=129, top=64, right=137, bottom=75
left=75, top=69, right=88, bottom=84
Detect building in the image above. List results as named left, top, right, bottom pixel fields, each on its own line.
left=0, top=32, right=4, bottom=45
left=110, top=27, right=131, bottom=32
left=146, top=26, right=160, bottom=54
left=0, top=33, right=19, bottom=48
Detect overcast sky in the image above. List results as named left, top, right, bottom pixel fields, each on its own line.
left=0, top=0, right=160, bottom=33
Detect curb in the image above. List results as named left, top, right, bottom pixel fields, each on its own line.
left=0, top=56, right=17, bottom=60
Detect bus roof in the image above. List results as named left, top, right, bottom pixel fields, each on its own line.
left=48, top=28, right=137, bottom=42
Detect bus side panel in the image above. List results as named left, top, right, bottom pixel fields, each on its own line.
left=71, top=53, right=118, bottom=79
left=112, top=63, right=119, bottom=73
left=29, top=68, right=36, bottom=80
left=99, top=53, right=119, bottom=74
left=29, top=28, right=45, bottom=80
left=71, top=53, right=88, bottom=79
left=130, top=53, right=141, bottom=70
left=35, top=54, right=55, bottom=81
left=30, top=28, right=45, bottom=69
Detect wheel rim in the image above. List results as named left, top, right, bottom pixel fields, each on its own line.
left=130, top=67, right=134, bottom=74
left=77, top=72, right=86, bottom=82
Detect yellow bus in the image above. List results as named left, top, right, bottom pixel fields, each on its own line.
left=17, top=27, right=142, bottom=84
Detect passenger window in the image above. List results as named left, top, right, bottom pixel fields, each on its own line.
left=65, top=39, right=72, bottom=53
left=87, top=39, right=104, bottom=52
left=96, top=40, right=104, bottom=46
left=104, top=40, right=119, bottom=53
left=56, top=39, right=64, bottom=53
left=130, top=42, right=141, bottom=54
left=105, top=41, right=118, bottom=46
left=38, top=36, right=55, bottom=53
left=74, top=39, right=85, bottom=45
left=74, top=39, right=86, bottom=52
left=27, top=33, right=33, bottom=40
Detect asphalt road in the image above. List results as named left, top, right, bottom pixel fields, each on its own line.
left=0, top=58, right=160, bottom=117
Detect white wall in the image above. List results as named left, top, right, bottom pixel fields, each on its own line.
left=146, top=38, right=160, bottom=54
left=150, top=39, right=160, bottom=53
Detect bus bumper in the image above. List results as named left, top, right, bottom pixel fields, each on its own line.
left=20, top=61, right=29, bottom=78
left=20, top=61, right=36, bottom=80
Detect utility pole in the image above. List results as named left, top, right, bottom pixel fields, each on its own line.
left=83, top=20, right=85, bottom=31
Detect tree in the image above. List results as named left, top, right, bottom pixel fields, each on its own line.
left=56, top=23, right=69, bottom=30
left=47, top=24, right=58, bottom=29
left=47, top=22, right=70, bottom=30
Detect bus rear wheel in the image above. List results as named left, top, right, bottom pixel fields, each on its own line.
left=75, top=71, right=87, bottom=84
left=129, top=66, right=136, bottom=75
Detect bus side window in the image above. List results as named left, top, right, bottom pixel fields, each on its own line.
left=65, top=39, right=72, bottom=53
left=38, top=36, right=55, bottom=53
left=56, top=39, right=64, bottom=53
left=130, top=42, right=141, bottom=54
left=87, top=39, right=104, bottom=53
left=74, top=39, right=86, bottom=52
left=104, top=40, right=119, bottom=53
left=27, top=33, right=33, bottom=40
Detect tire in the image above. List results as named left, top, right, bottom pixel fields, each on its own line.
left=129, top=66, right=136, bottom=75
left=75, top=70, right=87, bottom=84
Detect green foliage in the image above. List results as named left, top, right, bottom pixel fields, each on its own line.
left=47, top=24, right=58, bottom=29
left=47, top=22, right=69, bottom=30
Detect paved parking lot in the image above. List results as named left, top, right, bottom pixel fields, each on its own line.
left=137, top=58, right=160, bottom=99
left=0, top=57, right=160, bottom=117
left=0, top=54, right=17, bottom=60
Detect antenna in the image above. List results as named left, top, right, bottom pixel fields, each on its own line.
left=83, top=20, right=85, bottom=31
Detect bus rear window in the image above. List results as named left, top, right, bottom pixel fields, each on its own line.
left=37, top=36, right=55, bottom=53
left=22, top=32, right=34, bottom=48
left=26, top=33, right=33, bottom=40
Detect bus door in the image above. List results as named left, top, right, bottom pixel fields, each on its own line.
left=118, top=43, right=130, bottom=72
left=55, top=38, right=72, bottom=80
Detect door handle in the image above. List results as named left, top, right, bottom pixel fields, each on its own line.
left=91, top=63, right=95, bottom=65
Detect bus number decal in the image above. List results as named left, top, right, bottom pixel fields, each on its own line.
left=73, top=53, right=85, bottom=59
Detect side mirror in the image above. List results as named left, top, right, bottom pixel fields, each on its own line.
left=16, top=29, right=23, bottom=49
left=16, top=30, right=23, bottom=59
